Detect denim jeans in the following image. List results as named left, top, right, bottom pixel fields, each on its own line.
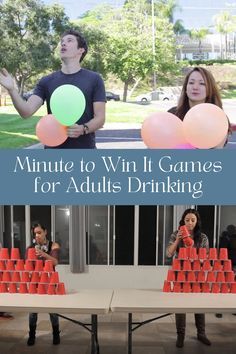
left=29, top=313, right=59, bottom=327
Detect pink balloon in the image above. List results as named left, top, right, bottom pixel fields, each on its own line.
left=36, top=114, right=67, bottom=146
left=174, top=143, right=196, bottom=149
left=183, top=103, right=228, bottom=149
left=141, top=112, right=186, bottom=148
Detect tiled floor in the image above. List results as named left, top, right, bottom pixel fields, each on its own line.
left=0, top=312, right=235, bottom=353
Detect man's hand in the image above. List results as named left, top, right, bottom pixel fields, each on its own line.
left=67, top=124, right=84, bottom=138
left=0, top=68, right=15, bottom=92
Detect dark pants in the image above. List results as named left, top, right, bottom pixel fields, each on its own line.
left=29, top=313, right=59, bottom=328
left=175, top=313, right=206, bottom=336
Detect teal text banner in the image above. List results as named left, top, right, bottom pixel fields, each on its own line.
left=0, top=149, right=235, bottom=205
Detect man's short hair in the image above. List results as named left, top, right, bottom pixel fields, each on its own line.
left=61, top=29, right=88, bottom=62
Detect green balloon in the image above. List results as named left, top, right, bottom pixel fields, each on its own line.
left=50, top=84, right=86, bottom=126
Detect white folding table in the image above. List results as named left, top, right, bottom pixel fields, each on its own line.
left=0, top=289, right=113, bottom=354
left=111, top=289, right=236, bottom=354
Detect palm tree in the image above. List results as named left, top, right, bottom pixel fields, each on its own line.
left=190, top=28, right=209, bottom=54
left=214, top=11, right=236, bottom=59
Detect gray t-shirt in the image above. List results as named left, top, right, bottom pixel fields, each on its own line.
left=34, top=68, right=106, bottom=148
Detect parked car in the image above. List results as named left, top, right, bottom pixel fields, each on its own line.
left=135, top=93, right=152, bottom=103
left=106, top=91, right=120, bottom=101
left=136, top=89, right=176, bottom=103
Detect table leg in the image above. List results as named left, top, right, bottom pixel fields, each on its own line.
left=128, top=313, right=132, bottom=354
left=91, top=314, right=99, bottom=354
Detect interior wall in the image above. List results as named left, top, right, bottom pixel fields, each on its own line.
left=57, top=265, right=168, bottom=290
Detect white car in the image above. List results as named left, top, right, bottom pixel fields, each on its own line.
left=136, top=90, right=176, bottom=103
left=135, top=93, right=152, bottom=103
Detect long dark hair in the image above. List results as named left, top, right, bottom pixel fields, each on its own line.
left=179, top=208, right=202, bottom=246
left=175, top=67, right=223, bottom=120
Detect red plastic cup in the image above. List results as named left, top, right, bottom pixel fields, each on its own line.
left=182, top=283, right=191, bottom=293
left=193, top=260, right=201, bottom=271
left=198, top=248, right=207, bottom=260
left=24, top=260, right=34, bottom=271
left=163, top=280, right=171, bottom=292
left=9, top=283, right=17, bottom=293
left=21, top=271, right=31, bottom=283
left=43, top=260, right=54, bottom=272
left=192, top=283, right=201, bottom=293
left=15, top=259, right=25, bottom=271
left=225, top=272, right=235, bottom=282
left=10, top=248, right=21, bottom=260
left=187, top=271, right=196, bottom=282
left=37, top=283, right=46, bottom=294
left=208, top=248, right=218, bottom=260
left=2, top=271, right=11, bottom=282
left=183, top=260, right=191, bottom=271
left=197, top=271, right=206, bottom=282
left=202, top=260, right=212, bottom=271
left=172, top=259, right=181, bottom=271
left=206, top=271, right=216, bottom=282
left=31, top=272, right=40, bottom=283
left=213, top=260, right=223, bottom=271
left=27, top=248, right=37, bottom=260
left=223, top=260, right=232, bottom=272
left=182, top=236, right=194, bottom=248
left=28, top=283, right=37, bottom=294
left=212, top=283, right=220, bottom=293
left=177, top=271, right=186, bottom=282
left=47, top=284, right=56, bottom=295
left=49, top=272, right=59, bottom=284
left=56, top=282, right=66, bottom=295
left=40, top=272, right=49, bottom=283
left=219, top=248, right=228, bottom=260
left=189, top=247, right=198, bottom=260
left=167, top=270, right=176, bottom=282
left=0, top=283, right=8, bottom=293
left=0, top=273, right=2, bottom=281
left=216, top=272, right=225, bottom=283
left=230, top=283, right=236, bottom=293
left=178, top=248, right=188, bottom=260
left=0, top=260, right=6, bottom=271
left=11, top=271, right=21, bottom=283
left=0, top=248, right=10, bottom=260
left=221, top=283, right=229, bottom=293
left=19, top=283, right=28, bottom=294
left=179, top=225, right=190, bottom=237
left=6, top=260, right=15, bottom=271
left=173, top=283, right=182, bottom=292
left=35, top=260, right=44, bottom=272
left=202, top=283, right=210, bottom=293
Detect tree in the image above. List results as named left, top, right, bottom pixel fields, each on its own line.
left=190, top=28, right=209, bottom=54
left=214, top=11, right=236, bottom=59
left=0, top=0, right=69, bottom=93
left=104, top=0, right=177, bottom=101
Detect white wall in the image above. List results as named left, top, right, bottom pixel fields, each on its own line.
left=57, top=265, right=169, bottom=290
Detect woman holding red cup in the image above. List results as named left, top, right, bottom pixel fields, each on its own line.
left=166, top=208, right=211, bottom=348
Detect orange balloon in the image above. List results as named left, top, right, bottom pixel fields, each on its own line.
left=141, top=112, right=186, bottom=148
left=183, top=103, right=228, bottom=148
left=36, top=114, right=67, bottom=146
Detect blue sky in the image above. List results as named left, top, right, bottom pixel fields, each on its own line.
left=43, top=0, right=236, bottom=29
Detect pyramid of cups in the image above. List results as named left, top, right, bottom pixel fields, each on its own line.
left=0, top=247, right=65, bottom=295
left=163, top=248, right=236, bottom=293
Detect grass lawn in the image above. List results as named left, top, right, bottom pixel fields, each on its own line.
left=0, top=101, right=160, bottom=148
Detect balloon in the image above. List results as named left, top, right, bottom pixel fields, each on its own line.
left=174, top=143, right=196, bottom=149
left=50, top=84, right=86, bottom=126
left=141, top=112, right=186, bottom=148
left=36, top=114, right=67, bottom=146
left=183, top=103, right=228, bottom=149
